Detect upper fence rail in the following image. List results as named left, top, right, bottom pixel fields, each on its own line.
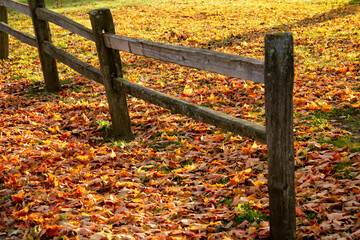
left=35, top=8, right=94, bottom=41
left=0, top=0, right=30, bottom=16
left=104, top=33, right=265, bottom=83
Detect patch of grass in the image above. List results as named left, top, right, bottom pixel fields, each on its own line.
left=319, top=135, right=351, bottom=148
left=172, top=176, right=185, bottom=183
left=180, top=158, right=195, bottom=167
left=349, top=0, right=360, bottom=4
left=96, top=119, right=112, bottom=132
left=160, top=166, right=173, bottom=174
left=219, top=196, right=233, bottom=209
left=234, top=202, right=268, bottom=224
left=309, top=107, right=360, bottom=148
left=319, top=135, right=360, bottom=152
left=110, top=140, right=127, bottom=149
left=61, top=79, right=73, bottom=85
left=304, top=210, right=317, bottom=220
left=140, top=165, right=155, bottom=172
left=334, top=162, right=353, bottom=172
left=311, top=114, right=331, bottom=131
left=333, top=161, right=358, bottom=179
left=152, top=207, right=163, bottom=214
left=217, top=178, right=230, bottom=185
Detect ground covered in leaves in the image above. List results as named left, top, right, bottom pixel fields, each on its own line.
left=1, top=0, right=360, bottom=239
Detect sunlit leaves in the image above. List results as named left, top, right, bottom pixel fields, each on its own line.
left=1, top=0, right=360, bottom=239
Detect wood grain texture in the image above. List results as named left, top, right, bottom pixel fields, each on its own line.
left=0, top=0, right=31, bottom=16
left=114, top=77, right=267, bottom=143
left=90, top=8, right=134, bottom=141
left=28, top=0, right=60, bottom=91
left=42, top=41, right=102, bottom=84
left=0, top=6, right=8, bottom=59
left=265, top=32, right=295, bottom=240
left=104, top=33, right=265, bottom=83
left=36, top=8, right=94, bottom=41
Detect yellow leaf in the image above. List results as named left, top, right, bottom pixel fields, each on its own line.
left=208, top=93, right=215, bottom=101
left=183, top=85, right=194, bottom=96
left=134, top=188, right=140, bottom=196
left=76, top=155, right=89, bottom=162
left=109, top=150, right=116, bottom=159
left=351, top=102, right=360, bottom=108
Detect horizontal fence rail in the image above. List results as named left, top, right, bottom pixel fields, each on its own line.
left=114, top=77, right=267, bottom=143
left=42, top=41, right=102, bottom=84
left=35, top=8, right=94, bottom=41
left=104, top=33, right=265, bottom=83
left=0, top=21, right=36, bottom=46
left=0, top=0, right=31, bottom=16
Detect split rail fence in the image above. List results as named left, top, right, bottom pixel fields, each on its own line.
left=0, top=0, right=296, bottom=239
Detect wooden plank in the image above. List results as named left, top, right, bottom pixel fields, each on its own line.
left=0, top=5, right=8, bottom=59
left=36, top=8, right=94, bottom=41
left=90, top=8, right=134, bottom=141
left=28, top=0, right=60, bottom=92
left=265, top=33, right=295, bottom=240
left=42, top=41, right=102, bottom=84
left=114, top=77, right=267, bottom=143
left=0, top=0, right=31, bottom=16
left=104, top=33, right=265, bottom=83
left=0, top=22, right=36, bottom=47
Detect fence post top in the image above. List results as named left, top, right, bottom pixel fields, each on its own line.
left=89, top=8, right=111, bottom=16
left=265, top=32, right=293, bottom=40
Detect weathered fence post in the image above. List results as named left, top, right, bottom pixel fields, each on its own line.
left=89, top=9, right=134, bottom=141
left=265, top=33, right=295, bottom=240
left=0, top=5, right=9, bottom=59
left=28, top=0, right=60, bottom=91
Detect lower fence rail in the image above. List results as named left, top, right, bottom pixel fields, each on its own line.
left=114, top=77, right=267, bottom=143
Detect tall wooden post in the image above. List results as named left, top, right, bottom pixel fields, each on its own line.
left=265, top=33, right=295, bottom=240
left=89, top=9, right=134, bottom=141
left=0, top=5, right=9, bottom=59
left=28, top=0, right=60, bottom=91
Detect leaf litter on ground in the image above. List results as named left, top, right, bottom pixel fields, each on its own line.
left=0, top=0, right=360, bottom=239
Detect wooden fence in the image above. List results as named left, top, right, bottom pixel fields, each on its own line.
left=0, top=1, right=295, bottom=239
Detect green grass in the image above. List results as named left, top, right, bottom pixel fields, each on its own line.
left=235, top=202, right=268, bottom=224
left=220, top=196, right=234, bottom=208
left=110, top=140, right=128, bottom=149
left=333, top=161, right=358, bottom=179
left=96, top=119, right=112, bottom=132
left=350, top=0, right=360, bottom=4
left=307, top=107, right=360, bottom=149
left=319, top=135, right=360, bottom=152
